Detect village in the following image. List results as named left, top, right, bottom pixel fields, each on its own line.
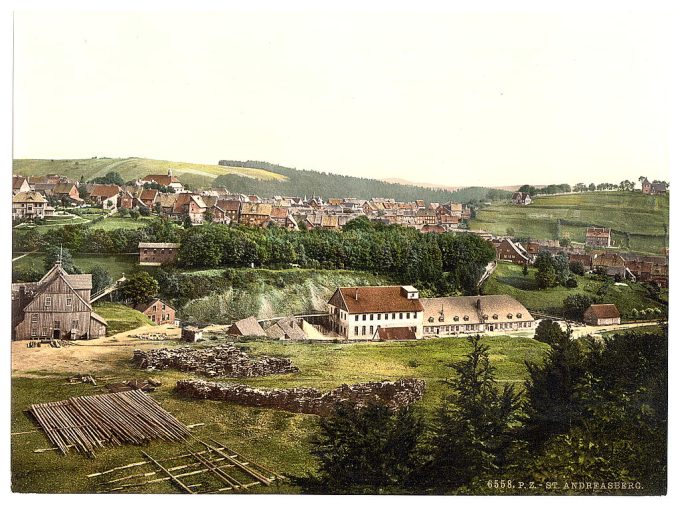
left=11, top=167, right=668, bottom=347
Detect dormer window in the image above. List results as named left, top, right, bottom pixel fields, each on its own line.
left=453, top=316, right=459, bottom=322
left=507, top=313, right=513, bottom=319
left=463, top=315, right=469, bottom=321
left=483, top=314, right=489, bottom=320
left=428, top=316, right=434, bottom=323
left=516, top=313, right=523, bottom=318
left=438, top=315, right=445, bottom=322
left=492, top=314, right=498, bottom=320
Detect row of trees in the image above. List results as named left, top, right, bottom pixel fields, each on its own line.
left=518, top=184, right=571, bottom=196
left=215, top=160, right=511, bottom=204
left=298, top=329, right=667, bottom=494
left=176, top=217, right=496, bottom=292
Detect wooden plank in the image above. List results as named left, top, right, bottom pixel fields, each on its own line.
left=142, top=451, right=195, bottom=494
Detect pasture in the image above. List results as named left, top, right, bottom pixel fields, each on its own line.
left=470, top=191, right=669, bottom=255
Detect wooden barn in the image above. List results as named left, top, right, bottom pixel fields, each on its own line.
left=11, top=263, right=107, bottom=340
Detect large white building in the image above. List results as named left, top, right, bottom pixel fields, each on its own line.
left=327, top=285, right=424, bottom=340
left=327, top=286, right=534, bottom=340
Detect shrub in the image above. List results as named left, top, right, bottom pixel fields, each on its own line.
left=565, top=277, right=578, bottom=288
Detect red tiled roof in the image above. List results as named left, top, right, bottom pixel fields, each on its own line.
left=377, top=327, right=416, bottom=341
left=585, top=304, right=620, bottom=319
left=586, top=227, right=611, bottom=238
left=142, top=174, right=179, bottom=186
left=90, top=184, right=121, bottom=199
left=330, top=286, right=424, bottom=314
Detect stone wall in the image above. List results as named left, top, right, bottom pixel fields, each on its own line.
left=132, top=344, right=299, bottom=377
left=175, top=378, right=425, bottom=416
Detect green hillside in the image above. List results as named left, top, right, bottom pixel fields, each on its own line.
left=12, top=158, right=286, bottom=189
left=92, top=302, right=154, bottom=335
left=470, top=191, right=669, bottom=255
left=213, top=160, right=511, bottom=204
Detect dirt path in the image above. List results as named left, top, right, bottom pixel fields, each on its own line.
left=11, top=324, right=180, bottom=377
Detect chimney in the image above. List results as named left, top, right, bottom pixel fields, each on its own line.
left=476, top=298, right=481, bottom=310
left=168, top=168, right=173, bottom=177
left=355, top=288, right=359, bottom=301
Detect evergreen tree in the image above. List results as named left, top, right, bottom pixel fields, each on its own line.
left=420, top=335, right=521, bottom=491
left=296, top=403, right=423, bottom=494
left=43, top=245, right=80, bottom=274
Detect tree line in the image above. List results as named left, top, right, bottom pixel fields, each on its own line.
left=216, top=160, right=511, bottom=204
left=12, top=216, right=496, bottom=296
left=296, top=328, right=667, bottom=494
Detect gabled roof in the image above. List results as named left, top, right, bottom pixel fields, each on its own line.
left=217, top=199, right=241, bottom=211
left=22, top=264, right=93, bottom=312
left=53, top=182, right=77, bottom=194
left=142, top=174, right=180, bottom=186
left=139, top=188, right=159, bottom=201
left=586, top=227, right=611, bottom=238
left=90, top=184, right=121, bottom=199
left=241, top=203, right=272, bottom=216
left=585, top=304, right=620, bottom=319
left=134, top=297, right=174, bottom=313
left=329, top=286, right=424, bottom=314
left=138, top=242, right=180, bottom=249
left=13, top=176, right=29, bottom=190
left=270, top=206, right=289, bottom=219
left=227, top=316, right=266, bottom=336
left=13, top=191, right=47, bottom=203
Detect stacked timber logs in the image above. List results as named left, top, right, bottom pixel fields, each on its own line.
left=29, top=390, right=190, bottom=457
left=175, top=378, right=426, bottom=416
left=132, top=344, right=299, bottom=378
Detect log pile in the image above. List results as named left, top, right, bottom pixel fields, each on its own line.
left=105, top=378, right=162, bottom=393
left=29, top=390, right=190, bottom=457
left=132, top=344, right=299, bottom=378
left=175, top=378, right=426, bottom=416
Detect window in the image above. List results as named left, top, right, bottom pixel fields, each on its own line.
left=516, top=313, right=522, bottom=318
left=463, top=315, right=469, bottom=321
left=384, top=313, right=388, bottom=320
left=31, top=327, right=37, bottom=337
left=369, top=325, right=374, bottom=334
left=406, top=312, right=410, bottom=319
left=354, top=326, right=358, bottom=335
left=453, top=316, right=459, bottom=322
left=31, top=314, right=38, bottom=323
left=428, top=316, right=434, bottom=323
left=66, top=297, right=72, bottom=306
left=72, top=320, right=78, bottom=329
left=162, top=303, right=166, bottom=310
left=362, top=326, right=366, bottom=336
left=507, top=313, right=513, bottom=319
left=377, top=314, right=381, bottom=320
left=41, top=327, right=48, bottom=337
left=392, top=313, right=396, bottom=319
left=45, top=296, right=52, bottom=307
left=152, top=306, right=157, bottom=312
left=355, top=315, right=358, bottom=321
left=151, top=315, right=156, bottom=322
left=370, top=314, right=374, bottom=321
left=492, top=314, right=498, bottom=320
left=54, top=320, right=60, bottom=329
left=362, top=315, right=367, bottom=321
left=399, top=313, right=403, bottom=319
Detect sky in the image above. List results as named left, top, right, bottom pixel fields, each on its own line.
left=12, top=4, right=676, bottom=187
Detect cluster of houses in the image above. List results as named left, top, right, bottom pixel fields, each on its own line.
left=12, top=170, right=471, bottom=232
left=492, top=227, right=668, bottom=287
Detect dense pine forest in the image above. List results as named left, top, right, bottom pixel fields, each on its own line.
left=215, top=160, right=511, bottom=204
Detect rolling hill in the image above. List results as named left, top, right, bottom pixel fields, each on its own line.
left=470, top=191, right=669, bottom=255
left=12, top=157, right=286, bottom=190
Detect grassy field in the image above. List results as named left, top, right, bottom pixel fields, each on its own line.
left=11, top=334, right=549, bottom=493
left=13, top=158, right=286, bottom=189
left=13, top=253, right=138, bottom=280
left=87, top=215, right=155, bottom=231
left=92, top=302, right=155, bottom=335
left=482, top=262, right=666, bottom=319
left=470, top=192, right=669, bottom=255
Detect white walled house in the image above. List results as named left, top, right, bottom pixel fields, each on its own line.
left=327, top=285, right=424, bottom=340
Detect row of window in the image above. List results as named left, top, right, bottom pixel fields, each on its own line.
left=353, top=312, right=415, bottom=322
left=151, top=313, right=172, bottom=323
left=423, top=321, right=532, bottom=334
left=426, top=312, right=524, bottom=323
left=30, top=320, right=79, bottom=336
left=42, top=296, right=73, bottom=308
left=354, top=325, right=377, bottom=336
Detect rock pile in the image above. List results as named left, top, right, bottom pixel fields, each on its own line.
left=132, top=344, right=299, bottom=378
left=175, top=378, right=426, bottom=416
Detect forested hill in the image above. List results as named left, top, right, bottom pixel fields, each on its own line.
left=215, top=160, right=511, bottom=204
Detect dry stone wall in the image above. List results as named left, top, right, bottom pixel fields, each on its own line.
left=132, top=344, right=299, bottom=377
left=175, top=378, right=426, bottom=416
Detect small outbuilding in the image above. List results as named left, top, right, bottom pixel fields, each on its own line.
left=227, top=316, right=266, bottom=337
left=583, top=304, right=621, bottom=326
